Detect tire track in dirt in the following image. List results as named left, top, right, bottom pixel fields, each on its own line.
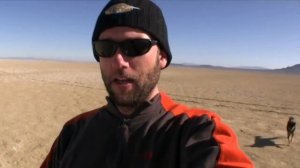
left=2, top=70, right=298, bottom=116
left=0, top=70, right=104, bottom=91
left=170, top=93, right=300, bottom=116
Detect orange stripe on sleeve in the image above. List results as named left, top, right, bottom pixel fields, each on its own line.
left=160, top=92, right=254, bottom=167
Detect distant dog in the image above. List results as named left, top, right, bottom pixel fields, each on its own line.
left=287, top=116, right=296, bottom=144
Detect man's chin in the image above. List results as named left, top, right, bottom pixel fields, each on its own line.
left=111, top=93, right=134, bottom=105
left=114, top=98, right=135, bottom=107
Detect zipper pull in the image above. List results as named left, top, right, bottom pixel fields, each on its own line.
left=120, top=119, right=129, bottom=143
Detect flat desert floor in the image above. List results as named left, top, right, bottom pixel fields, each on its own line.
left=0, top=59, right=299, bottom=168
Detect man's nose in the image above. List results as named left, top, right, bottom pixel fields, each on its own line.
left=112, top=48, right=129, bottom=69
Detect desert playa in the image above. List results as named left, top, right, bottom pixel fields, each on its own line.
left=0, top=59, right=299, bottom=168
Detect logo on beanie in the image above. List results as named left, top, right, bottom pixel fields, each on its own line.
left=105, top=3, right=140, bottom=15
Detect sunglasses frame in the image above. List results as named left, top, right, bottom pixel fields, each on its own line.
left=93, top=38, right=158, bottom=58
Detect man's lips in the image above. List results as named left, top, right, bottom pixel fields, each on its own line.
left=112, top=77, right=135, bottom=85
left=114, top=78, right=133, bottom=84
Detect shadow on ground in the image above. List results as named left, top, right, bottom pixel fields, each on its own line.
left=246, top=136, right=288, bottom=148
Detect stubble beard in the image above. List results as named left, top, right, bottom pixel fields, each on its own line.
left=102, top=57, right=161, bottom=109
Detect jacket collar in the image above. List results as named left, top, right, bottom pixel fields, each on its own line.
left=105, top=93, right=166, bottom=128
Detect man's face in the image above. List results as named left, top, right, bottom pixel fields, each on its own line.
left=98, top=27, right=167, bottom=108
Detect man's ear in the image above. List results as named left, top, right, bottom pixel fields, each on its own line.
left=159, top=51, right=168, bottom=69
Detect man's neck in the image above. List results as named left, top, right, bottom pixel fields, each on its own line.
left=117, top=88, right=160, bottom=116
left=118, top=106, right=135, bottom=117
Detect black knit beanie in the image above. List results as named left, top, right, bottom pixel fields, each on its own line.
left=92, top=0, right=172, bottom=68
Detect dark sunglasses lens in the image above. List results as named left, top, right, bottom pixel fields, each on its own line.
left=94, top=41, right=116, bottom=57
left=121, top=39, right=152, bottom=57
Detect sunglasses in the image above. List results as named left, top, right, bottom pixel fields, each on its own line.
left=93, top=39, right=158, bottom=58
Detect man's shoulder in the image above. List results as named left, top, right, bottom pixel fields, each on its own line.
left=160, top=92, right=220, bottom=120
left=64, top=105, right=108, bottom=126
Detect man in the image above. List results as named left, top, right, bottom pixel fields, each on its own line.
left=41, top=0, right=254, bottom=167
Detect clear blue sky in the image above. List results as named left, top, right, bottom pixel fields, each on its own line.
left=0, top=0, right=299, bottom=69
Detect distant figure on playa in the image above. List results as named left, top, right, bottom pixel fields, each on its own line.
left=40, top=0, right=253, bottom=167
left=287, top=116, right=296, bottom=144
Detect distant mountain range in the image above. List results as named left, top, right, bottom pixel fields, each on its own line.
left=171, top=63, right=300, bottom=75
left=274, top=64, right=300, bottom=74
left=1, top=57, right=299, bottom=75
